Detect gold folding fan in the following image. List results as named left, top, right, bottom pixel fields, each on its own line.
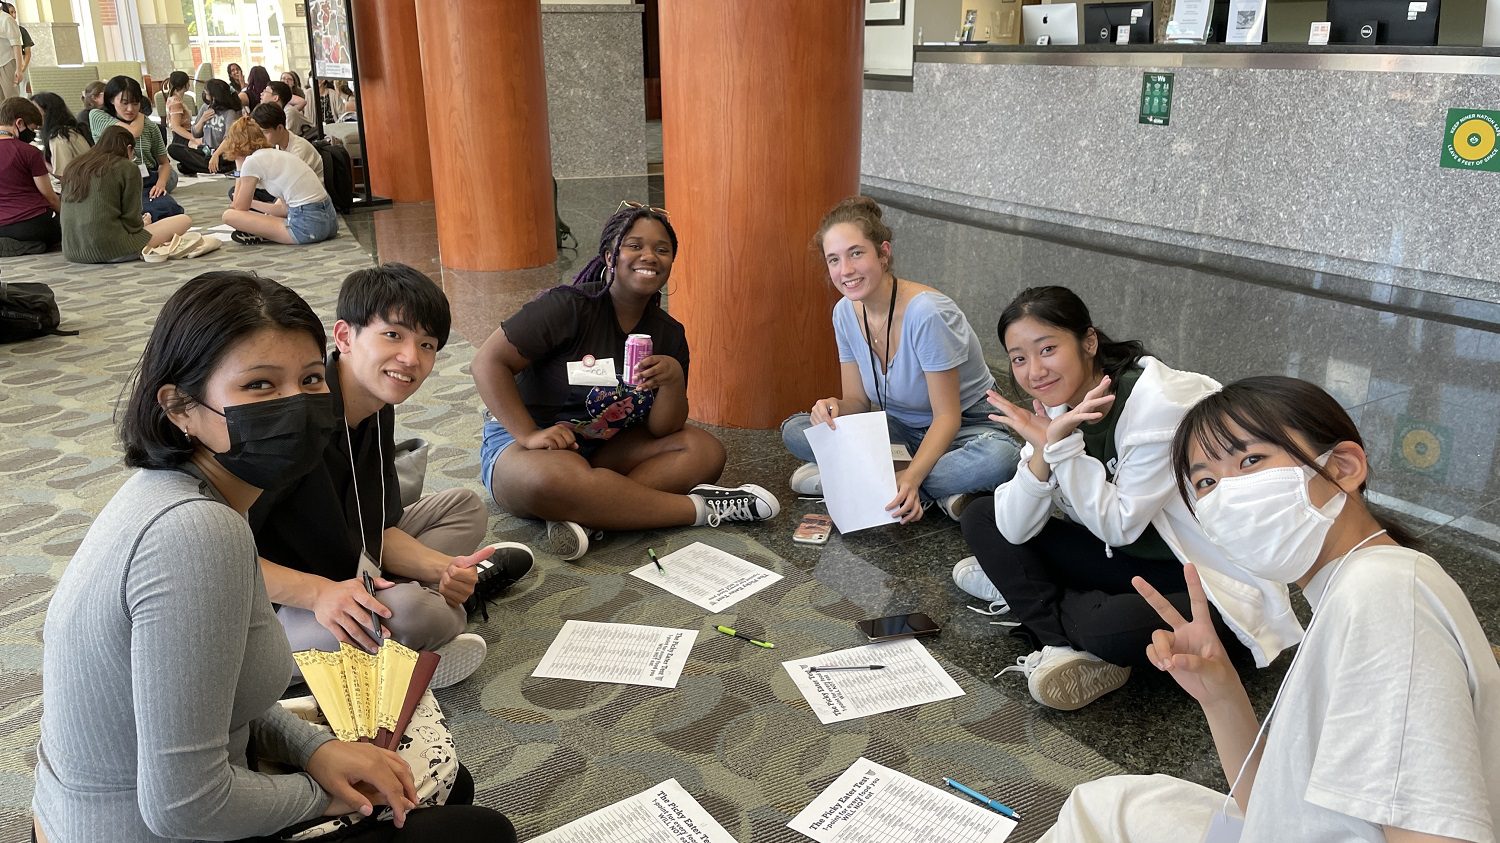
left=293, top=640, right=439, bottom=749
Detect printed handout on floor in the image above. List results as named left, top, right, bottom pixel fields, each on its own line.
left=629, top=541, right=783, bottom=613
left=782, top=638, right=963, bottom=724
left=788, top=758, right=1015, bottom=843
left=531, top=620, right=697, bottom=689
left=528, top=778, right=735, bottom=843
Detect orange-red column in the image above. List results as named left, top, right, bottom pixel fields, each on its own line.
left=660, top=0, right=861, bottom=428
left=352, top=0, right=432, bottom=203
left=413, top=0, right=556, bottom=271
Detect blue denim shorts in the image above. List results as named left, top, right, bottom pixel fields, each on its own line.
left=286, top=197, right=338, bottom=244
left=479, top=411, right=604, bottom=488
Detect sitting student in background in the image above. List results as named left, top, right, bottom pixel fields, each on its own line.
left=252, top=263, right=534, bottom=689
left=0, top=96, right=60, bottom=253
left=76, top=80, right=104, bottom=142
left=60, top=125, right=193, bottom=263
left=195, top=78, right=242, bottom=172
left=29, top=91, right=90, bottom=193
left=336, top=80, right=357, bottom=119
left=88, top=75, right=184, bottom=221
left=1039, top=376, right=1499, bottom=842
left=281, top=69, right=309, bottom=112
left=252, top=101, right=321, bottom=177
left=241, top=64, right=270, bottom=110
left=263, top=79, right=314, bottom=138
left=160, top=70, right=197, bottom=148
left=783, top=196, right=1019, bottom=523
left=226, top=61, right=246, bottom=97
left=32, top=270, right=517, bottom=843
left=472, top=202, right=779, bottom=561
left=957, top=286, right=1300, bottom=711
left=218, top=116, right=338, bottom=246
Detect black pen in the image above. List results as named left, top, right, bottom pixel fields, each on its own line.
left=808, top=665, right=885, bottom=672
left=648, top=547, right=664, bottom=575
left=361, top=571, right=383, bottom=648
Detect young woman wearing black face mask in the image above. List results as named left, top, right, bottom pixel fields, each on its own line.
left=30, top=271, right=516, bottom=843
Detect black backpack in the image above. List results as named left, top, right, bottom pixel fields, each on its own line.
left=0, top=281, right=77, bottom=343
left=315, top=141, right=355, bottom=214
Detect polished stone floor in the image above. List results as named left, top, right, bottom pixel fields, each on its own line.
left=346, top=174, right=1500, bottom=793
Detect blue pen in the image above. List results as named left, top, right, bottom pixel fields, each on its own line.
left=943, top=778, right=1022, bottom=821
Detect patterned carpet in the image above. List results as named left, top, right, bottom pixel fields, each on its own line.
left=0, top=180, right=1121, bottom=842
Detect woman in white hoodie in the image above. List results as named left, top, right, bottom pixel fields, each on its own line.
left=954, top=286, right=1301, bottom=711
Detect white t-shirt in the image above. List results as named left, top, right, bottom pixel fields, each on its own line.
left=239, top=147, right=328, bottom=208
left=0, top=15, right=20, bottom=52
left=278, top=132, right=323, bottom=178
left=1243, top=544, right=1500, bottom=842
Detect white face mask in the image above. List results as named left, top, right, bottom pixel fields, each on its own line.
left=1193, top=453, right=1346, bottom=583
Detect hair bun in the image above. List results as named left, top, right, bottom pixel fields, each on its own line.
left=835, top=195, right=884, bottom=219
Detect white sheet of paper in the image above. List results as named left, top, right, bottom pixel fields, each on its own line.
left=803, top=412, right=900, bottom=533
left=206, top=223, right=236, bottom=231
left=529, top=778, right=736, bottom=843
left=532, top=620, right=697, bottom=688
left=782, top=638, right=963, bottom=724
left=630, top=541, right=783, bottom=613
left=1224, top=0, right=1267, bottom=42
left=787, top=758, right=1015, bottom=842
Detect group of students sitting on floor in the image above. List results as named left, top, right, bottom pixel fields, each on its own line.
left=0, top=65, right=336, bottom=261
left=27, top=196, right=1498, bottom=842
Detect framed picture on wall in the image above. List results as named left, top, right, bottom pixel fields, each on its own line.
left=866, top=0, right=906, bottom=26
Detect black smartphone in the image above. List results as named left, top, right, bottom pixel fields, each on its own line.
left=857, top=612, right=941, bottom=642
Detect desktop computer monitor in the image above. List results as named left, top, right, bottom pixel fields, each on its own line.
left=1083, top=2, right=1155, bottom=43
left=1023, top=4, right=1081, bottom=44
left=1327, top=0, right=1442, bottom=45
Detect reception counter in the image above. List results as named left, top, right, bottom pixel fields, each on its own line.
left=860, top=45, right=1500, bottom=298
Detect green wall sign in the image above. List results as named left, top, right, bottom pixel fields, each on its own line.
left=1139, top=73, right=1173, bottom=126
left=1441, top=108, right=1500, bottom=172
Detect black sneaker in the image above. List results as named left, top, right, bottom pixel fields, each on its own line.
left=690, top=484, right=781, bottom=526
left=231, top=230, right=266, bottom=245
left=464, top=542, right=534, bottom=621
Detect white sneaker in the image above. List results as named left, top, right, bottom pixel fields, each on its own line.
left=430, top=632, right=488, bottom=689
left=789, top=463, right=822, bottom=496
left=935, top=493, right=974, bottom=521
left=545, top=520, right=589, bottom=562
left=951, top=556, right=1009, bottom=614
left=690, top=484, right=781, bottom=525
left=998, top=645, right=1131, bottom=711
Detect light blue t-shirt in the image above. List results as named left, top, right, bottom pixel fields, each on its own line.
left=833, top=290, right=994, bottom=428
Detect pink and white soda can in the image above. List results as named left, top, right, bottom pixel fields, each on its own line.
left=624, top=334, right=653, bottom=386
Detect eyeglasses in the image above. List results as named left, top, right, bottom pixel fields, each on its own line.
left=617, top=200, right=669, bottom=217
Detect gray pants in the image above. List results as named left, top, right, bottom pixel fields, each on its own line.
left=278, top=487, right=490, bottom=656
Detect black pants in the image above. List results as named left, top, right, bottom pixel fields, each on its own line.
left=960, top=496, right=1250, bottom=669
left=0, top=211, right=60, bottom=249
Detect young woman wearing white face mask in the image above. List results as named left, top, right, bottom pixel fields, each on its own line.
left=957, top=286, right=1300, bottom=711
left=1040, top=376, right=1500, bottom=843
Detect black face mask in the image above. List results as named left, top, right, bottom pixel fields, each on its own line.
left=18, top=128, right=36, bottom=144
left=197, top=392, right=336, bottom=490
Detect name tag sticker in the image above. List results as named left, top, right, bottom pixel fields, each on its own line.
left=1130, top=8, right=1144, bottom=19
left=890, top=444, right=914, bottom=462
left=138, top=162, right=150, bottom=177
left=1201, top=807, right=1244, bottom=843
left=355, top=548, right=382, bottom=582
left=567, top=357, right=617, bottom=386
left=1409, top=2, right=1427, bottom=10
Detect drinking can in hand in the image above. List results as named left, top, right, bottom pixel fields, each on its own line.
left=624, top=334, right=653, bottom=386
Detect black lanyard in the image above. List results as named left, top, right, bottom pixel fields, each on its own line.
left=861, top=278, right=899, bottom=410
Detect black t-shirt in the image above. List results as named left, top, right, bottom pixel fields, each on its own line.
left=1078, top=364, right=1175, bottom=561
left=249, top=351, right=401, bottom=582
left=500, top=282, right=690, bottom=433
left=75, top=108, right=94, bottom=144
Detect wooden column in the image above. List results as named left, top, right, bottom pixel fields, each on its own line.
left=414, top=0, right=556, bottom=270
left=660, top=0, right=860, bottom=428
left=352, top=0, right=432, bottom=203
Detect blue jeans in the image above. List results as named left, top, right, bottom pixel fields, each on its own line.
left=780, top=400, right=1020, bottom=500
left=286, top=197, right=339, bottom=244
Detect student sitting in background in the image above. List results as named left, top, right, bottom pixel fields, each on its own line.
left=263, top=79, right=314, bottom=138
left=76, top=80, right=104, bottom=143
left=88, top=75, right=184, bottom=221
left=0, top=96, right=59, bottom=253
left=29, top=91, right=90, bottom=193
left=281, top=69, right=309, bottom=112
left=252, top=263, right=534, bottom=689
left=252, top=101, right=321, bottom=177
left=60, top=125, right=193, bottom=264
left=219, top=116, right=337, bottom=246
left=196, top=78, right=243, bottom=173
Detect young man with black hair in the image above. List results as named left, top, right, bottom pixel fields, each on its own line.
left=251, top=101, right=322, bottom=177
left=262, top=79, right=313, bottom=139
left=251, top=263, right=533, bottom=688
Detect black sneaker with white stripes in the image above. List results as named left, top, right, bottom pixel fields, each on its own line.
left=464, top=542, right=534, bottom=621
left=689, top=484, right=781, bottom=526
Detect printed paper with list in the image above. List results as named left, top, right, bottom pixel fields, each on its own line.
left=782, top=638, right=963, bottom=724
left=532, top=620, right=697, bottom=688
left=529, top=778, right=735, bottom=843
left=629, top=541, right=783, bottom=612
left=803, top=411, right=900, bottom=533
left=787, top=758, right=1015, bottom=843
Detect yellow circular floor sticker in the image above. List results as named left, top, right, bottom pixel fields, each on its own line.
left=1400, top=427, right=1442, bottom=470
left=1453, top=118, right=1497, bottom=162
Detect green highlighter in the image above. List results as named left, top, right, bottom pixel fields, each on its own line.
left=716, top=625, right=775, bottom=649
